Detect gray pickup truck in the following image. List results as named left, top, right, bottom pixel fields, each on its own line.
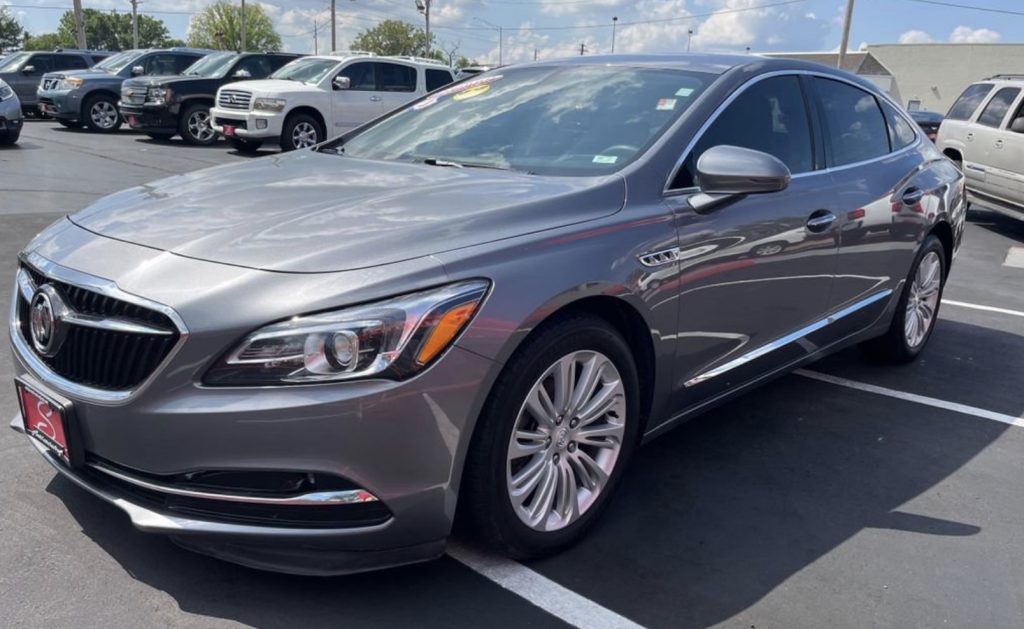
left=37, top=48, right=214, bottom=132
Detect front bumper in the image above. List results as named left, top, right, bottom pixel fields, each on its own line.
left=9, top=232, right=500, bottom=575
left=119, top=102, right=177, bottom=133
left=209, top=106, right=284, bottom=140
left=0, top=97, right=22, bottom=135
left=37, top=89, right=82, bottom=121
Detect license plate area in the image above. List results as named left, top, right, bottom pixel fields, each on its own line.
left=16, top=378, right=83, bottom=467
left=223, top=125, right=235, bottom=136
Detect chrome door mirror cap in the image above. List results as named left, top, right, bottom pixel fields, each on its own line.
left=21, top=65, right=35, bottom=75
left=233, top=69, right=252, bottom=79
left=131, top=65, right=145, bottom=76
left=689, top=145, right=792, bottom=213
left=333, top=75, right=351, bottom=90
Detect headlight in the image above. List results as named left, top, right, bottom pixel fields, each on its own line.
left=0, top=80, right=12, bottom=100
left=204, top=280, right=490, bottom=386
left=59, top=77, right=83, bottom=90
left=147, top=86, right=171, bottom=104
left=253, top=97, right=286, bottom=113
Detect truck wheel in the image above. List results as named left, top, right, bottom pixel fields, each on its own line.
left=281, top=113, right=324, bottom=151
left=179, top=103, right=217, bottom=146
left=0, top=130, right=20, bottom=145
left=228, top=138, right=263, bottom=154
left=83, top=95, right=122, bottom=132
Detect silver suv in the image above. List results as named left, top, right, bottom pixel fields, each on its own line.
left=937, top=75, right=1024, bottom=220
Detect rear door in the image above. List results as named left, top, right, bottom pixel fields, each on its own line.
left=977, top=87, right=1024, bottom=205
left=11, top=54, right=51, bottom=102
left=331, top=60, right=380, bottom=132
left=939, top=82, right=993, bottom=186
left=1002, top=97, right=1024, bottom=205
left=665, top=74, right=839, bottom=402
left=375, top=61, right=419, bottom=113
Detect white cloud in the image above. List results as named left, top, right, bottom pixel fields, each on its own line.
left=898, top=29, right=934, bottom=44
left=691, top=0, right=830, bottom=52
left=948, top=26, right=1000, bottom=44
left=539, top=0, right=625, bottom=18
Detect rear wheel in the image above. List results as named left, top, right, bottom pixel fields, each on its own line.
left=82, top=95, right=122, bottom=132
left=861, top=234, right=946, bottom=363
left=281, top=113, right=323, bottom=151
left=461, top=315, right=640, bottom=559
left=179, top=103, right=217, bottom=146
left=0, top=130, right=20, bottom=145
left=228, top=137, right=263, bottom=153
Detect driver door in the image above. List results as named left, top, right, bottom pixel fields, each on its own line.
left=331, top=61, right=383, bottom=134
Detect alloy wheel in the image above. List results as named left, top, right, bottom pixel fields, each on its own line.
left=506, top=350, right=626, bottom=532
left=187, top=109, right=215, bottom=143
left=90, top=101, right=118, bottom=130
left=904, top=250, right=941, bottom=348
left=292, top=121, right=319, bottom=148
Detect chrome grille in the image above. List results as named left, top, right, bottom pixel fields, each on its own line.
left=218, top=90, right=252, bottom=110
left=121, top=86, right=146, bottom=105
left=16, top=263, right=181, bottom=392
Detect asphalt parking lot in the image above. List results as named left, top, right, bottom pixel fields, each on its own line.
left=1, top=120, right=1023, bottom=628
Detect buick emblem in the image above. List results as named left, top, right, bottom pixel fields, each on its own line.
left=29, top=285, right=68, bottom=358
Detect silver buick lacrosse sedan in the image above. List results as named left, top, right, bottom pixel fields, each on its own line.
left=10, top=54, right=965, bottom=575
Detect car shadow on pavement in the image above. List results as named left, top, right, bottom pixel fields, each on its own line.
left=45, top=321, right=1018, bottom=628
left=967, top=207, right=1024, bottom=242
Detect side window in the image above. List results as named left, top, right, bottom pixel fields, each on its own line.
left=269, top=56, right=295, bottom=72
left=426, top=68, right=453, bottom=91
left=63, top=55, right=89, bottom=70
left=673, top=75, right=814, bottom=189
left=141, top=54, right=179, bottom=75
left=90, top=55, right=108, bottom=66
left=814, top=77, right=889, bottom=167
left=234, top=56, right=273, bottom=78
left=976, top=87, right=1020, bottom=128
left=946, top=83, right=994, bottom=121
left=376, top=62, right=416, bottom=92
left=884, top=104, right=918, bottom=150
left=1011, top=98, right=1024, bottom=133
left=26, top=55, right=51, bottom=74
left=174, top=55, right=202, bottom=74
left=338, top=62, right=375, bottom=91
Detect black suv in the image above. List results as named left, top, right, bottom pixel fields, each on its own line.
left=0, top=49, right=109, bottom=114
left=119, top=51, right=302, bottom=145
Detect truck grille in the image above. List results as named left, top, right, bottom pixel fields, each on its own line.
left=42, top=78, right=61, bottom=91
left=16, top=264, right=182, bottom=392
left=218, top=90, right=252, bottom=110
left=121, top=87, right=147, bottom=105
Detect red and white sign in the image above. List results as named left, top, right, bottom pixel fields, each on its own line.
left=18, top=382, right=71, bottom=464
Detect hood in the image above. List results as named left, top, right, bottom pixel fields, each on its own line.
left=43, top=69, right=119, bottom=82
left=69, top=151, right=626, bottom=273
left=220, top=79, right=319, bottom=96
left=123, top=74, right=180, bottom=88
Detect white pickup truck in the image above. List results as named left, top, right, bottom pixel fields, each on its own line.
left=210, top=52, right=456, bottom=152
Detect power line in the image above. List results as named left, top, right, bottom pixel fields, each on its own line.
left=898, top=0, right=1024, bottom=16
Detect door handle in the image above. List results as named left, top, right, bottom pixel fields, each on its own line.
left=966, top=132, right=974, bottom=142
left=805, top=209, right=836, bottom=232
left=995, top=139, right=1004, bottom=149
left=902, top=187, right=924, bottom=205
left=369, top=95, right=382, bottom=102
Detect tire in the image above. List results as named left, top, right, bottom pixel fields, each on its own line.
left=82, top=94, right=122, bottom=133
left=228, top=137, right=263, bottom=153
left=146, top=132, right=175, bottom=141
left=179, top=103, right=217, bottom=146
left=860, top=234, right=946, bottom=363
left=280, top=113, right=323, bottom=151
left=460, top=315, right=641, bottom=559
left=56, top=119, right=81, bottom=129
left=0, top=130, right=19, bottom=145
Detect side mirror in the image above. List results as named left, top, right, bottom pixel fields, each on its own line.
left=1011, top=117, right=1024, bottom=134
left=333, top=75, right=351, bottom=91
left=688, top=145, right=791, bottom=213
left=233, top=69, right=252, bottom=78
left=131, top=65, right=145, bottom=76
left=21, top=65, right=35, bottom=75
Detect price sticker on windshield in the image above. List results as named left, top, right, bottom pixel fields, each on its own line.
left=414, top=75, right=504, bottom=110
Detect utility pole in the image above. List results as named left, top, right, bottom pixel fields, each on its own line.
left=687, top=28, right=693, bottom=53
left=533, top=47, right=538, bottom=61
left=314, top=20, right=318, bottom=55
left=611, top=16, right=618, bottom=54
left=129, top=0, right=142, bottom=49
left=416, top=0, right=431, bottom=56
left=331, top=0, right=336, bottom=53
left=72, top=0, right=87, bottom=49
left=837, top=0, right=855, bottom=69
left=579, top=42, right=586, bottom=56
left=240, top=0, right=247, bottom=52
left=473, top=17, right=503, bottom=66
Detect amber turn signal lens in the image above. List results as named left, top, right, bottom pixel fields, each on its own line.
left=416, top=302, right=480, bottom=365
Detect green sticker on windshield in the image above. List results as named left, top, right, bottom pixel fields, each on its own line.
left=593, top=155, right=618, bottom=164
left=675, top=87, right=694, bottom=97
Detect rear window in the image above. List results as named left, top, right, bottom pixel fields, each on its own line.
left=426, top=68, right=453, bottom=92
left=814, top=77, right=889, bottom=166
left=884, top=104, right=918, bottom=150
left=977, top=87, right=1020, bottom=128
left=946, top=83, right=994, bottom=121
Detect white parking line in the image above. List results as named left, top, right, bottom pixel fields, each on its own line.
left=447, top=542, right=643, bottom=629
left=795, top=369, right=1024, bottom=428
left=943, top=299, right=1024, bottom=318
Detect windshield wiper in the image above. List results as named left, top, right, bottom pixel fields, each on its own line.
left=421, top=158, right=525, bottom=173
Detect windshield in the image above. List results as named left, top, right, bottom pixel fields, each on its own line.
left=183, top=52, right=238, bottom=77
left=93, top=50, right=144, bottom=73
left=330, top=65, right=713, bottom=176
left=270, top=58, right=338, bottom=84
left=0, top=52, right=31, bottom=73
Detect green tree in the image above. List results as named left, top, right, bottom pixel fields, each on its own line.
left=186, top=1, right=281, bottom=52
left=23, top=32, right=70, bottom=51
left=351, top=20, right=435, bottom=57
left=55, top=9, right=172, bottom=50
left=0, top=7, right=23, bottom=53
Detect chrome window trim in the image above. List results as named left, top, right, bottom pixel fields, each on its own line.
left=9, top=251, right=190, bottom=406
left=684, top=288, right=893, bottom=387
left=664, top=69, right=922, bottom=196
left=89, top=460, right=380, bottom=506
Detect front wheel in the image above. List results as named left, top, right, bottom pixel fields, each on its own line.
left=280, top=113, right=323, bottom=151
left=82, top=95, right=122, bottom=133
left=460, top=315, right=640, bottom=559
left=179, top=103, right=217, bottom=146
left=861, top=234, right=946, bottom=363
left=0, top=130, right=20, bottom=145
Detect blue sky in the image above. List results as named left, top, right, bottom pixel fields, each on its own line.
left=4, top=0, right=1023, bottom=63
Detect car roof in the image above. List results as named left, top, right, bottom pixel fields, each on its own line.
left=516, top=53, right=864, bottom=78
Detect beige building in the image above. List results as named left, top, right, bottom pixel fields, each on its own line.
left=765, top=43, right=1024, bottom=114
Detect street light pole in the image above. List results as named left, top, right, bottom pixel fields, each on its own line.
left=474, top=17, right=503, bottom=65
left=416, top=0, right=432, bottom=56
left=687, top=28, right=693, bottom=53
left=611, top=16, right=618, bottom=54
left=129, top=0, right=142, bottom=49
left=331, top=0, right=336, bottom=53
left=837, top=0, right=855, bottom=69
left=72, top=0, right=87, bottom=49
left=240, top=0, right=247, bottom=52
